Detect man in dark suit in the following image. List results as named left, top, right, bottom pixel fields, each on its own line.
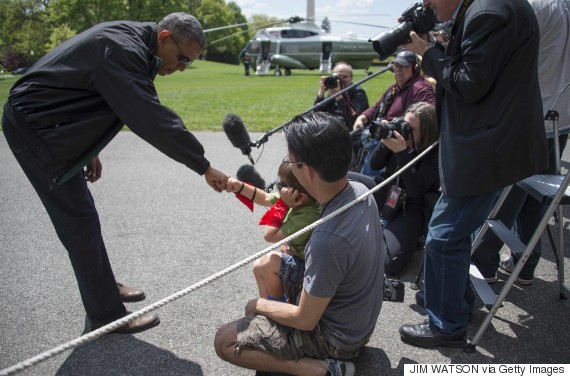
left=398, top=0, right=548, bottom=348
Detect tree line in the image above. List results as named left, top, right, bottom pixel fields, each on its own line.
left=0, top=0, right=279, bottom=72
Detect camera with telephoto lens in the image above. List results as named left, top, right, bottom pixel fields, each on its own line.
left=369, top=117, right=412, bottom=140
left=384, top=277, right=405, bottom=302
left=324, top=73, right=340, bottom=89
left=369, top=3, right=438, bottom=60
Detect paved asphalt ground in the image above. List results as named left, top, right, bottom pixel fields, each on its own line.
left=1, top=131, right=569, bottom=376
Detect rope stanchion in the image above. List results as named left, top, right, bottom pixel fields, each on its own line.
left=0, top=141, right=438, bottom=376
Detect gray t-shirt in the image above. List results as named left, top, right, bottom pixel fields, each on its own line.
left=303, top=181, right=385, bottom=351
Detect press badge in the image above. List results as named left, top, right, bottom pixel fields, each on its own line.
left=385, top=185, right=403, bottom=209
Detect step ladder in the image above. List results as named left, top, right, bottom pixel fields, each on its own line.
left=255, top=61, right=271, bottom=76
left=466, top=101, right=570, bottom=352
left=319, top=57, right=332, bottom=74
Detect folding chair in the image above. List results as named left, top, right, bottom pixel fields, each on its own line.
left=466, top=81, right=570, bottom=352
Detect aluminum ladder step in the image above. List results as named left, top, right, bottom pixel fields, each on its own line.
left=469, top=264, right=497, bottom=309
left=486, top=219, right=526, bottom=255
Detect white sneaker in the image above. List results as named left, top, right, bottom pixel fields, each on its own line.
left=499, top=256, right=534, bottom=285
left=516, top=275, right=534, bottom=285
left=326, top=359, right=355, bottom=376
left=499, top=257, right=514, bottom=273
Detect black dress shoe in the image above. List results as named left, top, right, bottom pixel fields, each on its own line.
left=117, top=282, right=146, bottom=302
left=415, top=290, right=425, bottom=307
left=400, top=321, right=466, bottom=348
left=91, top=312, right=160, bottom=334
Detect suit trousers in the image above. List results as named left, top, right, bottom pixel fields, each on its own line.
left=3, top=108, right=127, bottom=326
left=424, top=190, right=498, bottom=334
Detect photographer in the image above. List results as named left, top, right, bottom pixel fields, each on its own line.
left=352, top=50, right=435, bottom=177
left=350, top=102, right=440, bottom=275
left=399, top=0, right=548, bottom=348
left=314, top=61, right=369, bottom=131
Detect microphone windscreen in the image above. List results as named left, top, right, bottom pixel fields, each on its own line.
left=236, top=164, right=266, bottom=190
left=223, top=113, right=251, bottom=150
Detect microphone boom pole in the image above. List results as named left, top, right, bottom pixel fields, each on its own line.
left=252, top=64, right=394, bottom=147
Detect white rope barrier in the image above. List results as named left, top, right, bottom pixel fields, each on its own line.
left=0, top=141, right=438, bottom=376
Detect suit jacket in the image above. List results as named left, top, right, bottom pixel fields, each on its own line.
left=421, top=0, right=548, bottom=197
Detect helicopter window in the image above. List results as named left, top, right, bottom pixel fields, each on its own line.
left=280, top=30, right=318, bottom=38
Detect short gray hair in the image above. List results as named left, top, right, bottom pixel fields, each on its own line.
left=158, top=12, right=205, bottom=49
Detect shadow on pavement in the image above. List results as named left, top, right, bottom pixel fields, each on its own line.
left=55, top=324, right=203, bottom=376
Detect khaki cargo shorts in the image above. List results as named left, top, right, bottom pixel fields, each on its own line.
left=234, top=314, right=363, bottom=361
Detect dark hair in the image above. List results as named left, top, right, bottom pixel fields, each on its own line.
left=405, top=102, right=438, bottom=151
left=158, top=12, right=205, bottom=49
left=285, top=112, right=352, bottom=182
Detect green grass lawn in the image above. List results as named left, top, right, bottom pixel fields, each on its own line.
left=0, top=60, right=394, bottom=132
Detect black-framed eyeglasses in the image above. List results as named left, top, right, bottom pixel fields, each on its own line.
left=282, top=156, right=308, bottom=166
left=170, top=33, right=193, bottom=65
left=267, top=180, right=289, bottom=192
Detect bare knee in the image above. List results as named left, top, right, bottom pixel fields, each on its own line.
left=261, top=251, right=281, bottom=273
left=253, top=258, right=263, bottom=278
left=214, top=321, right=238, bottom=361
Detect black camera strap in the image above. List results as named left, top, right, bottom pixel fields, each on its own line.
left=374, top=86, right=397, bottom=121
left=342, top=88, right=358, bottom=117
left=451, top=0, right=475, bottom=37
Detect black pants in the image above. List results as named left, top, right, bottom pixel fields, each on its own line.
left=3, top=104, right=127, bottom=325
left=348, top=171, right=425, bottom=275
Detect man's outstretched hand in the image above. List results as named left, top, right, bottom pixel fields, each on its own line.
left=204, top=165, right=229, bottom=192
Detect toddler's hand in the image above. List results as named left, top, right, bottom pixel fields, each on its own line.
left=279, top=187, right=299, bottom=207
left=225, top=178, right=243, bottom=193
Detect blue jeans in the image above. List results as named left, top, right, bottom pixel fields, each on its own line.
left=3, top=106, right=126, bottom=325
left=424, top=190, right=498, bottom=334
left=358, top=138, right=383, bottom=181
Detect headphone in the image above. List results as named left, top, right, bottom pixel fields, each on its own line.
left=390, top=51, right=420, bottom=76
left=411, top=54, right=420, bottom=77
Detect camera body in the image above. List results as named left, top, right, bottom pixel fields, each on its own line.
left=324, top=73, right=340, bottom=89
left=384, top=277, right=405, bottom=302
left=369, top=3, right=438, bottom=60
left=370, top=117, right=412, bottom=140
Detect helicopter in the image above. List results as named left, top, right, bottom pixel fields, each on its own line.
left=220, top=0, right=387, bottom=76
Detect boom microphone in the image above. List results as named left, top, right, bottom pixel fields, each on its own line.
left=223, top=113, right=255, bottom=164
left=236, top=164, right=266, bottom=190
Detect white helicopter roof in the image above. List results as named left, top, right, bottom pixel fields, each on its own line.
left=253, top=23, right=323, bottom=39
left=253, top=24, right=366, bottom=41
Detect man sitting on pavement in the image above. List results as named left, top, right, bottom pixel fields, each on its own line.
left=214, top=111, right=386, bottom=376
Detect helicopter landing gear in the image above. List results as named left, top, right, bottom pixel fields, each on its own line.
left=274, top=69, right=282, bottom=76
left=285, top=68, right=291, bottom=76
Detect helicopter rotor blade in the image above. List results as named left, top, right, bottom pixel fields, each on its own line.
left=203, top=16, right=299, bottom=33
left=327, top=19, right=391, bottom=29
left=206, top=18, right=301, bottom=46
left=208, top=28, right=254, bottom=46
left=204, top=22, right=252, bottom=33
